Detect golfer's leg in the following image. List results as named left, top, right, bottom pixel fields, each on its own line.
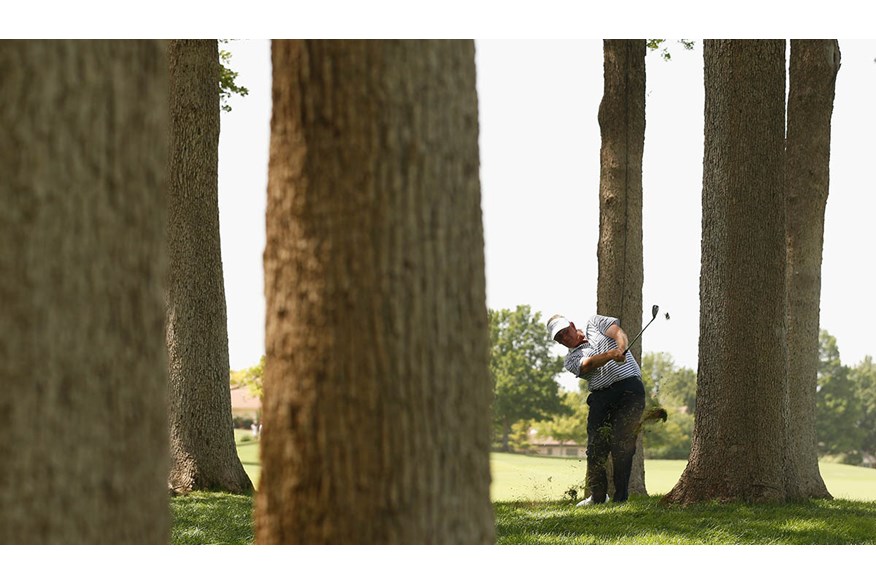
left=585, top=390, right=612, bottom=503
left=609, top=377, right=646, bottom=502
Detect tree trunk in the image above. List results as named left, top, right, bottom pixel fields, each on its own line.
left=596, top=39, right=647, bottom=497
left=166, top=40, right=253, bottom=494
left=0, top=40, right=170, bottom=543
left=784, top=40, right=840, bottom=500
left=256, top=40, right=494, bottom=544
left=664, top=40, right=788, bottom=504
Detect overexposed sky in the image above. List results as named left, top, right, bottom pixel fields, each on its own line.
left=219, top=39, right=876, bottom=393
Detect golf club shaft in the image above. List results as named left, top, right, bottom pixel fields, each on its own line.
left=626, top=315, right=656, bottom=353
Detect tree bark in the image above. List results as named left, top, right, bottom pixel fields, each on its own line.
left=256, top=40, right=494, bottom=544
left=664, top=40, right=788, bottom=504
left=595, top=39, right=647, bottom=496
left=784, top=39, right=840, bottom=500
left=0, top=40, right=170, bottom=543
left=166, top=40, right=253, bottom=494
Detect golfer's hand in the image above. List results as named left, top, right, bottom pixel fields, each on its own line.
left=609, top=349, right=626, bottom=363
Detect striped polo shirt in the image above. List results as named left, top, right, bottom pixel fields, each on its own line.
left=564, top=314, right=642, bottom=391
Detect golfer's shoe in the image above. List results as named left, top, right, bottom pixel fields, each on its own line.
left=576, top=494, right=609, bottom=507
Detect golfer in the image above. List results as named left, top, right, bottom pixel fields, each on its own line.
left=547, top=313, right=645, bottom=506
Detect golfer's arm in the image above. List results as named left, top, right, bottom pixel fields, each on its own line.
left=579, top=351, right=619, bottom=374
left=605, top=324, right=628, bottom=353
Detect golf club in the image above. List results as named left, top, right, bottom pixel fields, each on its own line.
left=626, top=304, right=663, bottom=353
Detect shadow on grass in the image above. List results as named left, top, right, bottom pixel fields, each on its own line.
left=170, top=492, right=255, bottom=545
left=495, top=496, right=876, bottom=544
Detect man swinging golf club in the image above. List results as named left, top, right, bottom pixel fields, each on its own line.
left=547, top=313, right=646, bottom=506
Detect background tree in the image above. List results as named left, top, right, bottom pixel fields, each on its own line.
left=596, top=38, right=648, bottom=495
left=532, top=389, right=589, bottom=447
left=256, top=40, right=494, bottom=544
left=640, top=353, right=695, bottom=459
left=665, top=39, right=788, bottom=505
left=783, top=39, right=840, bottom=500
left=218, top=39, right=249, bottom=112
left=816, top=331, right=865, bottom=460
left=166, top=40, right=252, bottom=495
left=490, top=305, right=568, bottom=451
left=641, top=352, right=697, bottom=415
left=646, top=39, right=696, bottom=61
left=0, top=40, right=169, bottom=543
left=231, top=355, right=265, bottom=397
left=660, top=367, right=697, bottom=414
left=850, top=356, right=876, bottom=457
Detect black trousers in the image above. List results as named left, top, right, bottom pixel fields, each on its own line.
left=585, top=376, right=646, bottom=503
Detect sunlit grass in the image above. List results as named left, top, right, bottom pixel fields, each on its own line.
left=170, top=491, right=254, bottom=545
left=169, top=487, right=876, bottom=545
left=494, top=496, right=876, bottom=544
left=169, top=443, right=876, bottom=544
left=490, top=453, right=876, bottom=502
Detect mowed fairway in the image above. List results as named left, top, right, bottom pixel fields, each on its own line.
left=234, top=436, right=876, bottom=503
left=490, top=452, right=876, bottom=502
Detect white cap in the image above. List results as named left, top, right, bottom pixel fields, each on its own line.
left=547, top=316, right=571, bottom=340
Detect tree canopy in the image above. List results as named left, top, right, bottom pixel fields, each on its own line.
left=231, top=355, right=264, bottom=398
left=219, top=40, right=249, bottom=112
left=817, top=330, right=866, bottom=461
left=489, top=305, right=568, bottom=447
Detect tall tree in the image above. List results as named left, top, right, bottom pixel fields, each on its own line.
left=664, top=40, right=788, bottom=504
left=256, top=40, right=494, bottom=544
left=0, top=40, right=169, bottom=543
left=595, top=39, right=648, bottom=496
left=489, top=305, right=568, bottom=451
left=166, top=40, right=253, bottom=494
left=783, top=39, right=841, bottom=500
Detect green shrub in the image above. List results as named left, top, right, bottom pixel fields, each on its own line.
left=643, top=409, right=693, bottom=459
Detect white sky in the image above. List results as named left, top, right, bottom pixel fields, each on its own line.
left=218, top=38, right=876, bottom=394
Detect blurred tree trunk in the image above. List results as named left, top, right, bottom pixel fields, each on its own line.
left=594, top=39, right=647, bottom=497
left=166, top=40, right=253, bottom=494
left=664, top=40, right=788, bottom=504
left=256, top=40, right=494, bottom=544
left=0, top=40, right=170, bottom=543
left=784, top=39, right=840, bottom=500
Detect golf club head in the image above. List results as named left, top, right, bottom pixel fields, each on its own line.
left=651, top=305, right=659, bottom=318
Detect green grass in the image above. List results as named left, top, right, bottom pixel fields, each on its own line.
left=171, top=491, right=254, bottom=544
left=170, top=447, right=876, bottom=544
left=490, top=453, right=876, bottom=502
left=494, top=496, right=876, bottom=544
left=234, top=429, right=261, bottom=487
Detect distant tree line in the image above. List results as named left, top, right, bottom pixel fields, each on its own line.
left=488, top=304, right=876, bottom=466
